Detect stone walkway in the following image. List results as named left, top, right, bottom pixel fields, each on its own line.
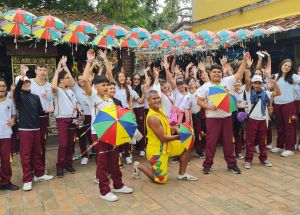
left=1, top=145, right=300, bottom=215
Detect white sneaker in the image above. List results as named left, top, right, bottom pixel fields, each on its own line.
left=266, top=144, right=272, bottom=150
left=33, top=174, right=54, bottom=182
left=81, top=157, right=89, bottom=165
left=255, top=146, right=260, bottom=154
left=112, top=186, right=133, bottom=194
left=295, top=144, right=298, bottom=150
left=133, top=161, right=141, bottom=179
left=44, top=169, right=48, bottom=175
left=94, top=177, right=99, bottom=184
left=125, top=156, right=133, bottom=164
left=237, top=153, right=245, bottom=160
left=244, top=162, right=251, bottom=169
left=72, top=154, right=80, bottom=161
left=23, top=182, right=32, bottom=191
left=270, top=147, right=284, bottom=153
left=139, top=151, right=146, bottom=157
left=100, top=192, right=118, bottom=202
left=261, top=160, right=272, bottom=167
left=280, top=150, right=294, bottom=157
left=177, top=173, right=198, bottom=181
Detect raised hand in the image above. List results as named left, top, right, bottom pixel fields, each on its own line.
left=219, top=55, right=228, bottom=66
left=163, top=55, right=170, bottom=70
left=198, top=60, right=206, bottom=71
left=246, top=55, right=253, bottom=68
left=60, top=55, right=68, bottom=64
left=87, top=49, right=95, bottom=61
left=97, top=49, right=107, bottom=60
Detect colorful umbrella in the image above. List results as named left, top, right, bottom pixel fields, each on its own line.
left=267, top=26, right=284, bottom=34
left=179, top=39, right=198, bottom=48
left=173, top=30, right=195, bottom=41
left=159, top=38, right=179, bottom=49
left=128, top=27, right=150, bottom=40
left=62, top=30, right=89, bottom=44
left=92, top=35, right=119, bottom=49
left=0, top=20, right=31, bottom=36
left=92, top=105, right=137, bottom=145
left=3, top=9, right=36, bottom=25
left=120, top=37, right=139, bottom=48
left=68, top=20, right=97, bottom=34
left=217, top=30, right=235, bottom=42
left=179, top=122, right=194, bottom=150
left=139, top=38, right=161, bottom=49
left=35, top=15, right=65, bottom=29
left=252, top=28, right=267, bottom=38
left=102, top=25, right=128, bottom=38
left=32, top=26, right=62, bottom=40
left=235, top=29, right=252, bottom=41
left=195, top=30, right=216, bottom=43
left=151, top=30, right=173, bottom=40
left=208, top=85, right=237, bottom=113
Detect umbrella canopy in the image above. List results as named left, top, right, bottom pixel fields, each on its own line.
left=0, top=20, right=31, bottom=36
left=173, top=30, right=195, bottom=41
left=217, top=30, right=235, bottom=42
left=139, top=38, right=161, bottom=49
left=159, top=38, right=179, bottom=49
left=151, top=30, right=173, bottom=40
left=235, top=29, right=252, bottom=41
left=179, top=122, right=195, bottom=150
left=92, top=35, right=119, bottom=49
left=208, top=85, right=237, bottom=113
left=179, top=38, right=198, bottom=48
left=35, top=15, right=65, bottom=29
left=195, top=30, right=216, bottom=43
left=62, top=30, right=89, bottom=44
left=120, top=37, right=139, bottom=48
left=253, top=28, right=267, bottom=38
left=32, top=26, right=62, bottom=41
left=3, top=9, right=36, bottom=25
left=128, top=27, right=150, bottom=40
left=68, top=20, right=97, bottom=34
left=102, top=25, right=128, bottom=38
left=92, top=105, right=137, bottom=145
left=267, top=26, right=284, bottom=34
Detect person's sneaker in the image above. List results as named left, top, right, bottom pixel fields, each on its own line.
left=81, top=157, right=89, bottom=165
left=202, top=166, right=211, bottom=174
left=125, top=156, right=133, bottom=164
left=23, top=182, right=32, bottom=191
left=171, top=157, right=180, bottom=164
left=298, top=144, right=300, bottom=152
left=112, top=186, right=133, bottom=194
left=270, top=147, right=284, bottom=153
left=33, top=174, right=54, bottom=182
left=64, top=167, right=76, bottom=174
left=237, top=153, right=245, bottom=160
left=94, top=177, right=99, bottom=184
left=255, top=146, right=260, bottom=154
left=261, top=160, right=272, bottom=167
left=266, top=144, right=272, bottom=150
left=56, top=169, right=64, bottom=178
left=244, top=162, right=251, bottom=169
left=177, top=173, right=198, bottom=181
left=100, top=192, right=119, bottom=202
left=0, top=184, right=19, bottom=191
left=280, top=150, right=294, bottom=157
left=228, top=164, right=241, bottom=174
left=72, top=154, right=80, bottom=161
left=199, top=152, right=206, bottom=159
left=139, top=151, right=146, bottom=157
left=44, top=169, right=48, bottom=175
left=133, top=161, right=141, bottom=179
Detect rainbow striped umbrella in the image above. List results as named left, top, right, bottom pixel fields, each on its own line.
left=92, top=35, right=119, bottom=49
left=139, top=38, right=161, bottom=49
left=173, top=30, right=195, bottom=41
left=62, top=30, right=89, bottom=44
left=102, top=25, right=128, bottom=38
left=179, top=39, right=198, bottom=48
left=35, top=15, right=65, bottom=30
left=0, top=20, right=31, bottom=36
left=32, top=26, right=62, bottom=40
left=3, top=9, right=36, bottom=25
left=68, top=20, right=97, bottom=34
left=151, top=30, right=173, bottom=40
left=179, top=122, right=195, bottom=150
left=120, top=37, right=139, bottom=48
left=159, top=38, right=179, bottom=49
left=128, top=27, right=150, bottom=40
left=208, top=85, right=237, bottom=113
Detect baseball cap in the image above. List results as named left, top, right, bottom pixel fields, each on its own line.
left=251, top=75, right=263, bottom=83
left=15, top=75, right=31, bottom=85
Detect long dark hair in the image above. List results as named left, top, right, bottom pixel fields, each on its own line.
left=276, top=59, right=294, bottom=84
left=57, top=71, right=68, bottom=85
left=131, top=73, right=142, bottom=97
left=116, top=72, right=130, bottom=104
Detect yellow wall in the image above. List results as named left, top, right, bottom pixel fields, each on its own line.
left=192, top=0, right=300, bottom=33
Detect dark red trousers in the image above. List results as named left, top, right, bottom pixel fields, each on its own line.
left=56, top=118, right=75, bottom=171
left=245, top=118, right=268, bottom=163
left=0, top=138, right=12, bottom=185
left=133, top=107, right=146, bottom=151
left=274, top=102, right=297, bottom=151
left=77, top=115, right=92, bottom=158
left=91, top=134, right=124, bottom=196
left=19, top=130, right=44, bottom=183
left=39, top=115, right=49, bottom=167
left=203, top=117, right=236, bottom=168
left=192, top=112, right=202, bottom=154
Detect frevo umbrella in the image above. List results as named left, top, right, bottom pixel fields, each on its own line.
left=208, top=85, right=237, bottom=113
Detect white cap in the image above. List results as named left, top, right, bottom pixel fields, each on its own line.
left=15, top=75, right=30, bottom=85
left=251, top=75, right=263, bottom=83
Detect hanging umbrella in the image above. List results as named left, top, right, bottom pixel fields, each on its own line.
left=92, top=35, right=119, bottom=49
left=3, top=9, right=36, bottom=25
left=68, top=20, right=97, bottom=34
left=159, top=38, right=179, bottom=49
left=235, top=29, right=252, bottom=41
left=208, top=85, right=237, bottom=113
left=151, top=30, right=173, bottom=40
left=102, top=24, right=128, bottom=38
left=173, top=30, right=195, bottom=41
left=32, top=26, right=62, bottom=40
left=120, top=37, right=139, bottom=48
left=267, top=26, right=284, bottom=44
left=179, top=39, right=198, bottom=48
left=139, top=38, right=161, bottom=49
left=217, top=30, right=235, bottom=42
left=35, top=15, right=65, bottom=30
left=92, top=105, right=137, bottom=145
left=128, top=27, right=150, bottom=40
left=0, top=20, right=31, bottom=36
left=253, top=28, right=267, bottom=38
left=179, top=122, right=195, bottom=150
left=195, top=30, right=216, bottom=43
left=62, top=30, right=89, bottom=44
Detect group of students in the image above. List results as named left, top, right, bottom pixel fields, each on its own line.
left=1, top=47, right=300, bottom=202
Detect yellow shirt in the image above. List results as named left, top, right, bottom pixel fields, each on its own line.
left=146, top=108, right=171, bottom=155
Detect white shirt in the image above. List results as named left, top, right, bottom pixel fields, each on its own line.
left=295, top=85, right=300, bottom=101
left=30, top=79, right=53, bottom=112
left=274, top=74, right=300, bottom=104
left=131, top=88, right=144, bottom=108
left=115, top=85, right=134, bottom=108
left=245, top=90, right=272, bottom=120
left=0, top=97, right=16, bottom=139
left=173, top=88, right=191, bottom=110
left=54, top=87, right=77, bottom=118
left=88, top=92, right=114, bottom=134
left=152, top=82, right=174, bottom=117
left=188, top=88, right=201, bottom=114
left=197, top=75, right=236, bottom=118
left=72, top=84, right=91, bottom=115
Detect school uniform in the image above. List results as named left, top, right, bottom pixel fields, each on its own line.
left=173, top=88, right=191, bottom=125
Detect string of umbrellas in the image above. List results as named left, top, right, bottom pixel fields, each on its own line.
left=0, top=8, right=286, bottom=54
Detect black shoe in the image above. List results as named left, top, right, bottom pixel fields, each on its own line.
left=198, top=152, right=206, bottom=159
left=228, top=164, right=241, bottom=174
left=202, top=166, right=211, bottom=174
left=0, top=184, right=19, bottom=191
left=64, top=167, right=75, bottom=174
left=56, top=169, right=64, bottom=178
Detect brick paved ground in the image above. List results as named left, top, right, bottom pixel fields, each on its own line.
left=1, top=142, right=300, bottom=215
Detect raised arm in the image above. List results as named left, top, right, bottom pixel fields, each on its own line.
left=14, top=65, right=26, bottom=106
left=185, top=62, right=193, bottom=80
left=256, top=52, right=263, bottom=69
left=271, top=78, right=281, bottom=97
left=60, top=56, right=75, bottom=87
left=97, top=50, right=114, bottom=83
left=164, top=55, right=176, bottom=90
left=198, top=60, right=210, bottom=83
left=51, top=59, right=63, bottom=93
left=244, top=69, right=251, bottom=91
left=234, top=52, right=249, bottom=81
left=82, top=49, right=95, bottom=96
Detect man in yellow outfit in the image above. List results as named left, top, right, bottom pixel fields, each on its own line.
left=133, top=90, right=197, bottom=183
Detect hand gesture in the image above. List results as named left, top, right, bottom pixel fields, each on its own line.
left=198, top=60, right=206, bottom=71
left=60, top=56, right=68, bottom=64
left=153, top=66, right=160, bottom=78
left=97, top=49, right=107, bottom=60
left=163, top=55, right=170, bottom=70
left=186, top=62, right=194, bottom=71
left=219, top=55, right=228, bottom=66
left=208, top=104, right=217, bottom=111
left=262, top=51, right=270, bottom=57
left=243, top=52, right=251, bottom=61
left=87, top=49, right=95, bottom=61
left=142, top=83, right=148, bottom=93
left=174, top=65, right=181, bottom=75
left=246, top=55, right=253, bottom=68
left=6, top=119, right=14, bottom=127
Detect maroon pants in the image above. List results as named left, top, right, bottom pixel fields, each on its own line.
left=234, top=128, right=244, bottom=155
left=133, top=107, right=146, bottom=151
left=274, top=102, right=297, bottom=151
left=77, top=115, right=92, bottom=157
left=91, top=134, right=124, bottom=196
left=39, top=115, right=49, bottom=167
left=245, top=118, right=268, bottom=163
left=203, top=117, right=236, bottom=168
left=19, top=130, right=44, bottom=183
left=192, top=112, right=202, bottom=154
left=56, top=118, right=75, bottom=171
left=0, top=138, right=12, bottom=185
